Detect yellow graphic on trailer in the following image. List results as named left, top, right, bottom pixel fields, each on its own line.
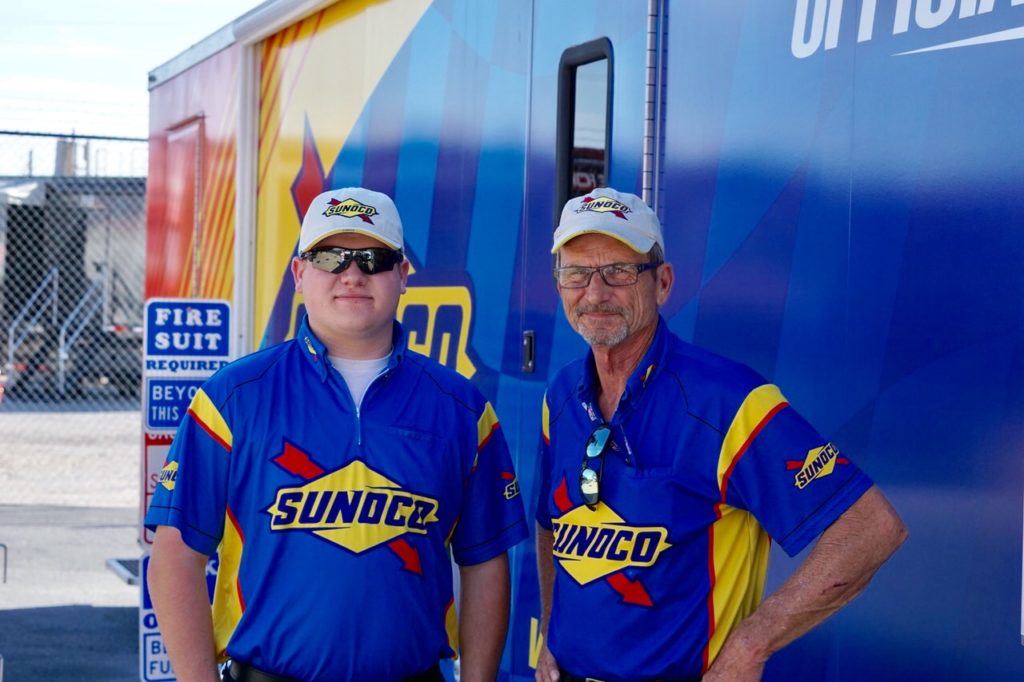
left=397, top=268, right=477, bottom=379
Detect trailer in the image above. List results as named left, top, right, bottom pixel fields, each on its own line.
left=145, top=1, right=1024, bottom=678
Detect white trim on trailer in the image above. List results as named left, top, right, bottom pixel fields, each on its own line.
left=148, top=23, right=238, bottom=90
left=233, top=0, right=337, bottom=44
left=232, top=42, right=260, bottom=358
left=147, top=0, right=339, bottom=89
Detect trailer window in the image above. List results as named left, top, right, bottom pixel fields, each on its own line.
left=556, top=38, right=613, bottom=219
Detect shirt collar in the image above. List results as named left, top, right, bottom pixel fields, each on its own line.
left=576, top=315, right=670, bottom=411
left=298, top=315, right=407, bottom=382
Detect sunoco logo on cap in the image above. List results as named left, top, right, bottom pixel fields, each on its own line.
left=575, top=196, right=631, bottom=220
left=323, top=197, right=379, bottom=224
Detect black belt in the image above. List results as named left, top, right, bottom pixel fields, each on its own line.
left=558, top=667, right=698, bottom=682
left=225, top=660, right=443, bottom=682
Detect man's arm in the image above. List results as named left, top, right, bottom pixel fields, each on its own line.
left=535, top=525, right=559, bottom=682
left=459, top=552, right=511, bottom=682
left=149, top=525, right=220, bottom=682
left=705, top=485, right=907, bottom=681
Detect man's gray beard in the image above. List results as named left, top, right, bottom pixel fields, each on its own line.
left=580, top=326, right=629, bottom=348
left=573, top=305, right=629, bottom=347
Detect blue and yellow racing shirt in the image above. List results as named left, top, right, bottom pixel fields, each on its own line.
left=536, top=317, right=872, bottom=680
left=146, top=316, right=527, bottom=681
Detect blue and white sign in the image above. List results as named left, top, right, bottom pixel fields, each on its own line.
left=145, top=379, right=205, bottom=430
left=143, top=298, right=231, bottom=432
left=144, top=299, right=231, bottom=376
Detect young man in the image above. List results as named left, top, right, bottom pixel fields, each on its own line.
left=535, top=187, right=906, bottom=682
left=146, top=187, right=527, bottom=681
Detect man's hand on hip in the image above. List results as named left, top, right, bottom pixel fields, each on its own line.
left=535, top=642, right=559, bottom=682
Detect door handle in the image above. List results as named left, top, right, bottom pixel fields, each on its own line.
left=522, top=330, right=535, bottom=373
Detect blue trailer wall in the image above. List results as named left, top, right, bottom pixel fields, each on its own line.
left=660, top=2, right=1024, bottom=679
left=252, top=0, right=1024, bottom=678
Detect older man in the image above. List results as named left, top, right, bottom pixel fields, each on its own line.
left=535, top=188, right=906, bottom=682
left=146, top=187, right=527, bottom=681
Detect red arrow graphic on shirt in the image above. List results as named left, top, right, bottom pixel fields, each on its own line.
left=785, top=457, right=849, bottom=470
left=553, top=477, right=572, bottom=514
left=551, top=476, right=654, bottom=607
left=273, top=441, right=325, bottom=479
left=388, top=538, right=423, bottom=573
left=606, top=573, right=654, bottom=607
left=272, top=441, right=423, bottom=574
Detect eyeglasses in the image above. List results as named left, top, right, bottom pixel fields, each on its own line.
left=554, top=262, right=660, bottom=289
left=580, top=424, right=612, bottom=507
left=301, top=246, right=404, bottom=275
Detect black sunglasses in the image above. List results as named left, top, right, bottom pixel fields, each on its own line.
left=301, top=246, right=404, bottom=275
left=580, top=424, right=612, bottom=507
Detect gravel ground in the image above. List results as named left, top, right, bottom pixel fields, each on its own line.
left=0, top=407, right=139, bottom=507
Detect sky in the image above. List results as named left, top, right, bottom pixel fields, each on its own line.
left=0, top=0, right=265, bottom=139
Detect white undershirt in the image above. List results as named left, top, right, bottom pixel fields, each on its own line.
left=329, top=353, right=389, bottom=411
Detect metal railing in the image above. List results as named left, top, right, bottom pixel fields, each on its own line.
left=5, top=266, right=59, bottom=371
left=58, top=277, right=105, bottom=394
left=105, top=268, right=144, bottom=334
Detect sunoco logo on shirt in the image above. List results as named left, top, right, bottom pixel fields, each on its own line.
left=575, top=196, right=632, bottom=220
left=551, top=503, right=671, bottom=585
left=793, top=442, right=842, bottom=489
left=158, top=461, right=178, bottom=491
left=266, top=459, right=440, bottom=553
left=323, top=197, right=378, bottom=224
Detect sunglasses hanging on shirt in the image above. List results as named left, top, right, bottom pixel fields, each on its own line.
left=580, top=424, right=612, bottom=507
left=301, top=246, right=404, bottom=275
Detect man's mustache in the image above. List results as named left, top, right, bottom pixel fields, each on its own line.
left=574, top=304, right=625, bottom=319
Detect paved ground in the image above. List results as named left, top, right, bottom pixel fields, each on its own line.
left=0, top=505, right=140, bottom=681
left=0, top=405, right=142, bottom=681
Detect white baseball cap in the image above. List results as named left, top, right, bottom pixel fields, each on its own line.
left=299, top=187, right=403, bottom=253
left=551, top=187, right=664, bottom=255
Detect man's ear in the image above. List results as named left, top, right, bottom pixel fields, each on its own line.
left=655, top=262, right=674, bottom=306
left=291, top=257, right=305, bottom=293
left=398, top=258, right=410, bottom=294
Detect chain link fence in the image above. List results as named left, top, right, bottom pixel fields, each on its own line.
left=0, top=130, right=147, bottom=507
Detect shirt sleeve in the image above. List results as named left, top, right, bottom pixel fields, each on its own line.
left=144, top=385, right=232, bottom=556
left=535, top=393, right=554, bottom=531
left=721, top=384, right=873, bottom=557
left=450, top=400, right=529, bottom=566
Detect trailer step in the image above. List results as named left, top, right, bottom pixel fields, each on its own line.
left=105, top=557, right=139, bottom=585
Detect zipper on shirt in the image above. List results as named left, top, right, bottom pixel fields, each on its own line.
left=324, top=363, right=364, bottom=447
left=354, top=367, right=391, bottom=446
left=325, top=357, right=393, bottom=447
